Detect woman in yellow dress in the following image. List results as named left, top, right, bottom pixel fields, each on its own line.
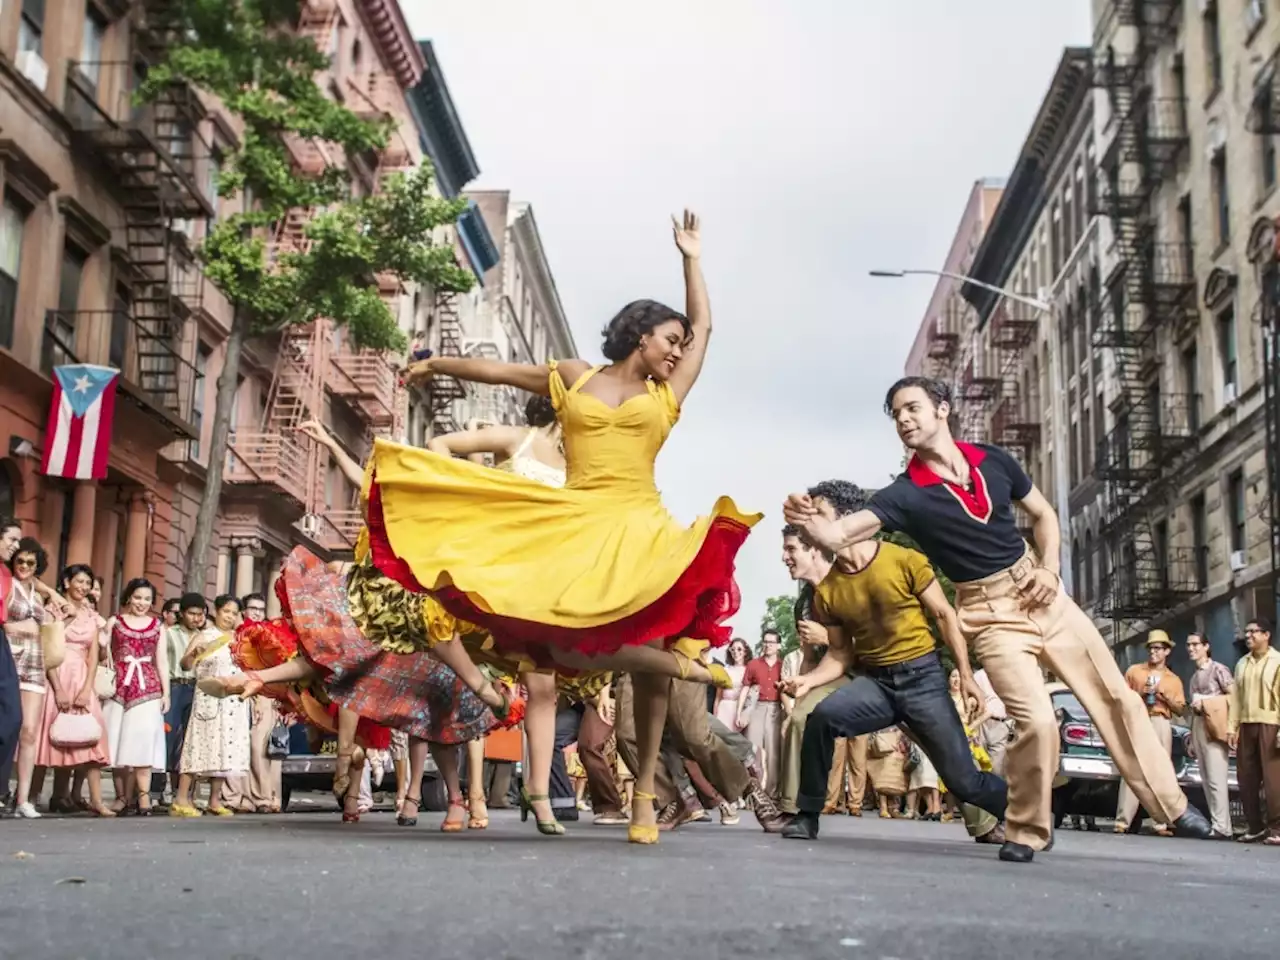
left=372, top=211, right=759, bottom=843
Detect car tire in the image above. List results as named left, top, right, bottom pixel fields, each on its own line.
left=421, top=774, right=447, bottom=813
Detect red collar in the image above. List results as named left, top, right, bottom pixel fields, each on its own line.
left=905, top=442, right=988, bottom=487
left=905, top=442, right=993, bottom=523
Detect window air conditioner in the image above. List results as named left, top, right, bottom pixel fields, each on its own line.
left=300, top=514, right=319, bottom=537
left=1224, top=382, right=1238, bottom=405
left=16, top=50, right=48, bottom=92
left=1230, top=550, right=1247, bottom=572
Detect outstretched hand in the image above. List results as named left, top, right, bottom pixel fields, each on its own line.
left=782, top=493, right=816, bottom=526
left=296, top=419, right=332, bottom=446
left=672, top=209, right=701, bottom=260
left=402, top=357, right=436, bottom=388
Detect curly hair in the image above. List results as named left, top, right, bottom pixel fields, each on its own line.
left=60, top=563, right=95, bottom=592
left=600, top=299, right=692, bottom=362
left=524, top=395, right=556, bottom=428
left=883, top=376, right=953, bottom=416
left=725, top=637, right=752, bottom=666
left=9, top=536, right=48, bottom=576
left=806, top=480, right=868, bottom=516
left=120, top=577, right=156, bottom=609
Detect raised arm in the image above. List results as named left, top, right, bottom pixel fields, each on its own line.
left=918, top=578, right=984, bottom=710
left=297, top=420, right=364, bottom=488
left=782, top=494, right=884, bottom=554
left=427, top=424, right=527, bottom=460
left=405, top=356, right=590, bottom=397
left=666, top=211, right=709, bottom=405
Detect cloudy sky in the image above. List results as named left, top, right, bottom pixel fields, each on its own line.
left=405, top=0, right=1092, bottom=640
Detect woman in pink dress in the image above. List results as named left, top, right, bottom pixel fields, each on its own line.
left=34, top=564, right=113, bottom=815
left=713, top=638, right=751, bottom=730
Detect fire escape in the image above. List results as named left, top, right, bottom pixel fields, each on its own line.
left=62, top=8, right=213, bottom=438
left=989, top=302, right=1041, bottom=466
left=1246, top=45, right=1280, bottom=605
left=429, top=291, right=469, bottom=436
left=958, top=346, right=1001, bottom=443
left=1090, top=0, right=1201, bottom=622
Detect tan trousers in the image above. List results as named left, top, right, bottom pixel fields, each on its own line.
left=1115, top=715, right=1173, bottom=830
left=222, top=697, right=281, bottom=810
left=826, top=735, right=868, bottom=812
left=954, top=555, right=1187, bottom=849
left=1190, top=715, right=1232, bottom=836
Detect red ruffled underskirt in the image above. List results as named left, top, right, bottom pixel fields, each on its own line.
left=366, top=478, right=750, bottom=662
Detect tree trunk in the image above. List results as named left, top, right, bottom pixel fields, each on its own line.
left=184, top=306, right=250, bottom=594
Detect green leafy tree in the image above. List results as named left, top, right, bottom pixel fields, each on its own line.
left=142, top=1, right=475, bottom=592
left=760, top=593, right=800, bottom=658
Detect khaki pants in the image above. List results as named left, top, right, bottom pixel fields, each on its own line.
left=825, top=735, right=868, bottom=812
left=1115, top=715, right=1173, bottom=830
left=954, top=555, right=1187, bottom=850
left=746, top=701, right=783, bottom=796
left=777, top=676, right=849, bottom=814
left=1190, top=715, right=1232, bottom=836
left=222, top=697, right=281, bottom=810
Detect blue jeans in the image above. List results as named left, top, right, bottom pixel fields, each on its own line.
left=165, top=682, right=195, bottom=773
left=797, top=652, right=1007, bottom=820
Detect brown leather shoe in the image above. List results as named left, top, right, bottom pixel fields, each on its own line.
left=974, top=823, right=1007, bottom=844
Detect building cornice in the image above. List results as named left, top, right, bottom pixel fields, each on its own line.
left=511, top=206, right=576, bottom=357
left=355, top=0, right=425, bottom=88
left=408, top=41, right=480, bottom=198
left=456, top=202, right=500, bottom=281
left=962, top=47, right=1093, bottom=325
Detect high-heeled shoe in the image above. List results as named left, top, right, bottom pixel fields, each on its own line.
left=670, top=638, right=734, bottom=690
left=198, top=670, right=263, bottom=700
left=396, top=794, right=420, bottom=827
left=467, top=795, right=489, bottom=830
left=519, top=788, right=565, bottom=836
left=341, top=792, right=360, bottom=824
left=628, top=790, right=659, bottom=845
left=441, top=797, right=468, bottom=833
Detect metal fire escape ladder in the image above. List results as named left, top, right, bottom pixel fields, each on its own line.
left=429, top=291, right=470, bottom=437
left=1090, top=0, right=1200, bottom=624
left=989, top=303, right=1040, bottom=466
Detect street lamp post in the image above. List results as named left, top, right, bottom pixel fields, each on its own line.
left=872, top=268, right=1074, bottom=597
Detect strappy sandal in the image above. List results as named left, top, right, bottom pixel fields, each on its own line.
left=519, top=788, right=565, bottom=836
left=441, top=796, right=468, bottom=833
left=467, top=795, right=489, bottom=830
left=396, top=794, right=420, bottom=827
left=136, top=791, right=154, bottom=817
left=628, top=790, right=659, bottom=845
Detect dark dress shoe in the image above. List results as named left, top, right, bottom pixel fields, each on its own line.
left=781, top=812, right=820, bottom=840
left=1172, top=805, right=1212, bottom=839
left=998, top=841, right=1035, bottom=863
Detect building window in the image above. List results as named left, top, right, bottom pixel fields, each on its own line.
left=1211, top=148, right=1230, bottom=246
left=43, top=245, right=87, bottom=374
left=1227, top=469, right=1246, bottom=555
left=0, top=197, right=26, bottom=350
left=205, top=153, right=222, bottom=220
left=18, top=0, right=44, bottom=55
left=1153, top=519, right=1169, bottom=592
left=1181, top=341, right=1199, bottom=431
left=1217, top=305, right=1237, bottom=398
left=1191, top=492, right=1209, bottom=589
left=1072, top=538, right=1082, bottom=602
left=79, top=6, right=107, bottom=88
left=1261, top=89, right=1278, bottom=193
left=110, top=286, right=129, bottom=370
left=1204, top=0, right=1223, bottom=96
left=1084, top=531, right=1095, bottom=602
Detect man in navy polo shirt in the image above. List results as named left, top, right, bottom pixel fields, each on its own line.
left=783, top=376, right=1211, bottom=862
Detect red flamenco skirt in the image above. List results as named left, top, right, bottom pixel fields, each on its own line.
left=365, top=480, right=753, bottom=665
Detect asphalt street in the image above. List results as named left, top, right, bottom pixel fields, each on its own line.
left=2, top=807, right=1276, bottom=960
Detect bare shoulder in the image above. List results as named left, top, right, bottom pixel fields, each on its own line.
left=553, top=358, right=592, bottom=388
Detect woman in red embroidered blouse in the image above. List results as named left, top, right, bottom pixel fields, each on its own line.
left=102, top=578, right=169, bottom=816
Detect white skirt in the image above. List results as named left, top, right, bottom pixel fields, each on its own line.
left=909, top=751, right=939, bottom=791
left=103, top=698, right=167, bottom=769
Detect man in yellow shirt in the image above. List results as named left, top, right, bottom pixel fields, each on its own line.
left=1228, top=617, right=1280, bottom=844
left=779, top=480, right=1006, bottom=846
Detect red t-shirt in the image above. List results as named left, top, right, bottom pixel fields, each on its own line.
left=742, top=657, right=782, bottom=702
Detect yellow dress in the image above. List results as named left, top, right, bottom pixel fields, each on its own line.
left=364, top=362, right=760, bottom=662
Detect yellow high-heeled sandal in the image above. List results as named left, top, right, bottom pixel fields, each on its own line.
left=669, top=638, right=734, bottom=690
left=628, top=790, right=660, bottom=845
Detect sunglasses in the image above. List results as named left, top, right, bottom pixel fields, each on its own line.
left=14, top=558, right=36, bottom=568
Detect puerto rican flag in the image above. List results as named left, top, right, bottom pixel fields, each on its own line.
left=41, top=365, right=121, bottom=480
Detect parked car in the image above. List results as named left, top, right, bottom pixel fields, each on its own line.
left=1048, top=682, right=1240, bottom=829
left=279, top=725, right=445, bottom=812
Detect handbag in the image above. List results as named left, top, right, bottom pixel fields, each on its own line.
left=868, top=730, right=894, bottom=759
left=49, top=710, right=102, bottom=749
left=41, top=618, right=66, bottom=671
left=95, top=652, right=117, bottom=700
left=1201, top=695, right=1230, bottom=744
left=904, top=741, right=923, bottom=774
left=267, top=722, right=290, bottom=759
